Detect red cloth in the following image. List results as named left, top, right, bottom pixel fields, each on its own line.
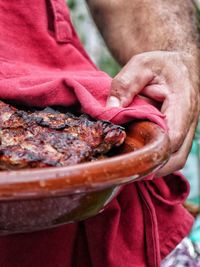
left=0, top=1, right=194, bottom=266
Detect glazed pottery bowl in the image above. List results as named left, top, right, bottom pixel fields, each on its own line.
left=0, top=121, right=170, bottom=234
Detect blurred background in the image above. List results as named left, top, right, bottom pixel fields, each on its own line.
left=67, top=0, right=200, bottom=265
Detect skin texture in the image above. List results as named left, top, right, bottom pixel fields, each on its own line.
left=86, top=0, right=200, bottom=177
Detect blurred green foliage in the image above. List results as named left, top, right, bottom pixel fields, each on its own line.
left=67, top=0, right=76, bottom=9
left=98, top=57, right=121, bottom=78
left=66, top=0, right=120, bottom=77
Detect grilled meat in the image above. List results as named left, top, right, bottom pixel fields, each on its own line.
left=0, top=101, right=126, bottom=170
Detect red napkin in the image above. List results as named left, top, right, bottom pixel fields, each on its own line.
left=0, top=1, right=194, bottom=266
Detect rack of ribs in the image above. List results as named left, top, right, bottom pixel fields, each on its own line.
left=0, top=101, right=126, bottom=170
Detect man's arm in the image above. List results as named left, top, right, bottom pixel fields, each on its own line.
left=86, top=0, right=199, bottom=64
left=86, top=0, right=200, bottom=176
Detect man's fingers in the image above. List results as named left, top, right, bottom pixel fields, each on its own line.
left=142, top=82, right=197, bottom=177
left=106, top=96, right=121, bottom=107
left=141, top=84, right=167, bottom=102
left=162, top=92, right=193, bottom=153
left=144, top=81, right=194, bottom=153
left=155, top=119, right=197, bottom=177
left=107, top=63, right=154, bottom=107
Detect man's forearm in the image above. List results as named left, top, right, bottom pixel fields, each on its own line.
left=87, top=0, right=200, bottom=66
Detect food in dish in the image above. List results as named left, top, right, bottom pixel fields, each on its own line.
left=0, top=101, right=126, bottom=170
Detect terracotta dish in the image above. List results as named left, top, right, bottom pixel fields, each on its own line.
left=0, top=121, right=170, bottom=234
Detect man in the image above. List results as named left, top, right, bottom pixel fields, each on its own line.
left=87, top=0, right=200, bottom=177
left=0, top=1, right=199, bottom=266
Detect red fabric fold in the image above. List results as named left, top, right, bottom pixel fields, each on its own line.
left=0, top=1, right=194, bottom=266
left=146, top=172, right=190, bottom=205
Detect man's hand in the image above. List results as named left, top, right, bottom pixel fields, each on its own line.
left=107, top=51, right=200, bottom=176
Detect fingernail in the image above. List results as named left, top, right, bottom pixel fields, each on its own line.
left=106, top=96, right=121, bottom=107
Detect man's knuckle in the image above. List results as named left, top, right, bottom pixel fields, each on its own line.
left=177, top=157, right=187, bottom=170
left=173, top=151, right=187, bottom=170
left=113, top=76, right=130, bottom=90
left=134, top=74, right=142, bottom=84
left=171, top=133, right=183, bottom=152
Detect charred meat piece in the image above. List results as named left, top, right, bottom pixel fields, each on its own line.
left=0, top=101, right=126, bottom=170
